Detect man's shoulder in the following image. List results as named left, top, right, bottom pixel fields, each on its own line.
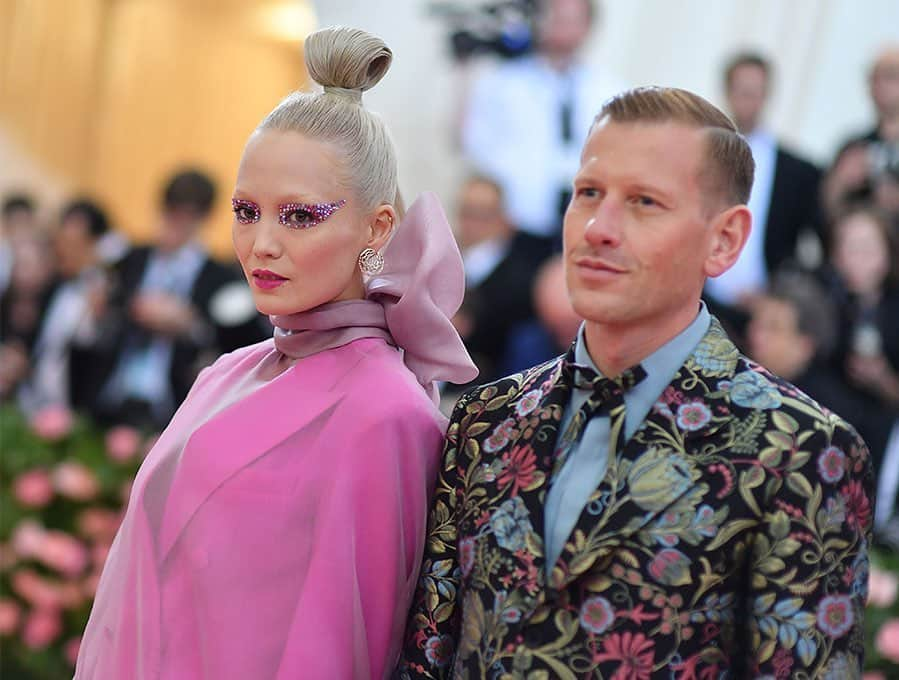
left=774, top=144, right=821, bottom=179
left=453, top=355, right=563, bottom=414
left=734, top=357, right=861, bottom=440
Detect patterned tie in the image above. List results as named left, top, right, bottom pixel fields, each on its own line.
left=553, top=353, right=647, bottom=476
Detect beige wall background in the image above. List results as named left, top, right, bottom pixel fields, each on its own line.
left=0, top=0, right=313, bottom=259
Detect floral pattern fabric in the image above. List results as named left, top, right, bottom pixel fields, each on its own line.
left=397, top=320, right=874, bottom=679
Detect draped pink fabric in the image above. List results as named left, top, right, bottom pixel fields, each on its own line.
left=74, top=193, right=476, bottom=679
left=75, top=339, right=446, bottom=679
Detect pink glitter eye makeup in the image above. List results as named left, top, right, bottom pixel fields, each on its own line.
left=231, top=199, right=260, bottom=224
left=278, top=199, right=347, bottom=229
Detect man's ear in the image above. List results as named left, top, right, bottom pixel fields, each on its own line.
left=368, top=204, right=397, bottom=252
left=704, top=204, right=752, bottom=278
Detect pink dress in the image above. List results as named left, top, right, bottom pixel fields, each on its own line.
left=75, top=193, right=477, bottom=679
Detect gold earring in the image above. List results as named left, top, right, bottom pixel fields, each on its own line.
left=358, top=247, right=384, bottom=275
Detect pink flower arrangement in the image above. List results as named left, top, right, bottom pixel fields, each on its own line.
left=11, top=569, right=62, bottom=609
left=12, top=469, right=54, bottom=508
left=868, top=566, right=899, bottom=608
left=35, top=531, right=88, bottom=577
left=105, top=425, right=142, bottom=462
left=11, top=520, right=47, bottom=559
left=877, top=618, right=899, bottom=663
left=77, top=508, right=121, bottom=541
left=21, top=607, right=62, bottom=649
left=65, top=636, right=82, bottom=666
left=0, top=597, right=22, bottom=635
left=29, top=405, right=73, bottom=441
left=53, top=461, right=100, bottom=501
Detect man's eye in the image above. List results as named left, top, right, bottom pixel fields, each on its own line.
left=577, top=187, right=599, bottom=198
left=633, top=195, right=657, bottom=207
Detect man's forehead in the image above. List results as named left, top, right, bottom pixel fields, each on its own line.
left=580, top=120, right=706, bottom=168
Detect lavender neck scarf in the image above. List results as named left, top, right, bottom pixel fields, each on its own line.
left=269, top=193, right=478, bottom=404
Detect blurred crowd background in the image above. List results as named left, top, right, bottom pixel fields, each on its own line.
left=2, top=0, right=899, bottom=676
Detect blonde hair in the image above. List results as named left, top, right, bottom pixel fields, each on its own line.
left=259, top=27, right=402, bottom=214
left=595, top=86, right=754, bottom=207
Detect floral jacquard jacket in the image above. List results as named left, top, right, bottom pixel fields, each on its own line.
left=397, top=320, right=874, bottom=680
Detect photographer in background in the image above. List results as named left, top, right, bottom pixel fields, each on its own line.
left=459, top=0, right=625, bottom=248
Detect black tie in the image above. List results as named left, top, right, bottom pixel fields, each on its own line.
left=553, top=355, right=647, bottom=476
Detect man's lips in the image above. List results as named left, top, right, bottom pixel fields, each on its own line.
left=572, top=256, right=627, bottom=274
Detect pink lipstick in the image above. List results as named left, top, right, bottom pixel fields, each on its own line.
left=251, top=268, right=288, bottom=290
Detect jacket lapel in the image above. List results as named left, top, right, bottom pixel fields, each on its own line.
left=157, top=351, right=345, bottom=561
left=548, top=319, right=740, bottom=590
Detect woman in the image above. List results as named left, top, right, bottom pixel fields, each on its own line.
left=75, top=27, right=476, bottom=679
left=823, top=204, right=899, bottom=463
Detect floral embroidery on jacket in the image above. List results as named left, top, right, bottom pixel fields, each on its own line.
left=398, top=320, right=873, bottom=680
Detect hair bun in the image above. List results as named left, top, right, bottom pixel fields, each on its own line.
left=304, top=26, right=393, bottom=101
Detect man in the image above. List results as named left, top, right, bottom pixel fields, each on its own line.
left=17, top=200, right=111, bottom=413
left=500, top=254, right=583, bottom=374
left=461, top=0, right=626, bottom=244
left=746, top=271, right=865, bottom=429
left=73, top=169, right=266, bottom=428
left=705, top=53, right=822, bottom=315
left=399, top=87, right=872, bottom=678
left=0, top=194, right=38, bottom=295
left=454, top=175, right=549, bottom=383
left=850, top=44, right=899, bottom=146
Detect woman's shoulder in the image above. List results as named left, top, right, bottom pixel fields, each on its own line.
left=330, top=338, right=441, bottom=419
left=194, top=338, right=276, bottom=387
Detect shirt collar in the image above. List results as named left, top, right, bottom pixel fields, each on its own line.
left=573, top=302, right=712, bottom=406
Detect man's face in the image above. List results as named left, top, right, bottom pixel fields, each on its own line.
left=456, top=180, right=509, bottom=247
left=871, top=51, right=899, bottom=119
left=747, top=297, right=811, bottom=379
left=537, top=0, right=592, bottom=59
left=563, top=120, right=720, bottom=336
left=726, top=63, right=768, bottom=134
left=54, top=214, right=94, bottom=279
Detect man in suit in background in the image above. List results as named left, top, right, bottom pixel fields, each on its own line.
left=705, top=53, right=823, bottom=337
left=399, top=87, right=872, bottom=678
left=454, top=174, right=549, bottom=384
left=73, top=169, right=267, bottom=428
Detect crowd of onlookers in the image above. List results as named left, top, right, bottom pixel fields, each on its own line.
left=447, top=0, right=899, bottom=549
left=0, top=171, right=271, bottom=432
left=1, top=0, right=897, bottom=551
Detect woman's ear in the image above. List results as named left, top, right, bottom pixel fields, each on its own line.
left=368, top=204, right=396, bottom=252
left=703, top=204, right=752, bottom=278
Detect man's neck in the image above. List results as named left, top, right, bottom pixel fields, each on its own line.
left=582, top=304, right=700, bottom=377
left=540, top=50, right=577, bottom=73
left=879, top=114, right=899, bottom=142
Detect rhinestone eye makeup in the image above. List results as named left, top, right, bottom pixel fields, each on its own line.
left=231, top=198, right=347, bottom=229
left=278, top=199, right=347, bottom=229
left=231, top=198, right=260, bottom=224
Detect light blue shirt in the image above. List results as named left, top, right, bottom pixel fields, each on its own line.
left=543, top=304, right=711, bottom=568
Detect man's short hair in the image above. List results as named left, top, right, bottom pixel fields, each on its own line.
left=2, top=194, right=35, bottom=219
left=723, top=52, right=771, bottom=90
left=161, top=169, right=216, bottom=218
left=61, top=199, right=109, bottom=239
left=595, top=86, right=755, bottom=207
left=461, top=172, right=505, bottom=203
